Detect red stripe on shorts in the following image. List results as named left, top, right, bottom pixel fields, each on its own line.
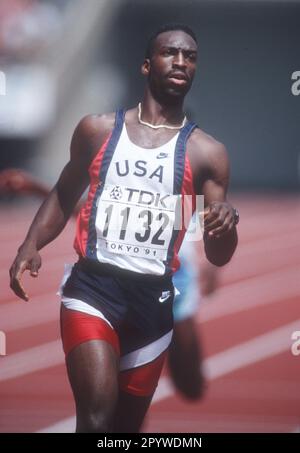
left=119, top=352, right=167, bottom=397
left=60, top=304, right=120, bottom=356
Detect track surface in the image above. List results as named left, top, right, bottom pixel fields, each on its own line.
left=0, top=194, right=299, bottom=433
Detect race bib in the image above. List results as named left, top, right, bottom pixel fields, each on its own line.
left=95, top=184, right=179, bottom=260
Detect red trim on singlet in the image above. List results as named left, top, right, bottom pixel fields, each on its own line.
left=74, top=134, right=111, bottom=257
left=119, top=352, right=167, bottom=397
left=60, top=304, right=120, bottom=356
left=170, top=152, right=196, bottom=273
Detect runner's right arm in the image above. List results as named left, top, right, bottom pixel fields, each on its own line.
left=9, top=114, right=113, bottom=301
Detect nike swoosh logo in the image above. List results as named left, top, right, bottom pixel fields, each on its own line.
left=156, top=153, right=169, bottom=159
left=159, top=294, right=171, bottom=303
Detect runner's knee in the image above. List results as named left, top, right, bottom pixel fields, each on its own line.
left=77, top=409, right=113, bottom=433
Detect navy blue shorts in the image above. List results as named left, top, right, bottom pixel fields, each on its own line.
left=61, top=258, right=174, bottom=371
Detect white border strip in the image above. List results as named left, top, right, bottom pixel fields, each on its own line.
left=120, top=330, right=173, bottom=371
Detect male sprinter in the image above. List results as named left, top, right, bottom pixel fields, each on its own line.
left=10, top=24, right=238, bottom=432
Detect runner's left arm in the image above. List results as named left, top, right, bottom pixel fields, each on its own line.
left=200, top=141, right=238, bottom=266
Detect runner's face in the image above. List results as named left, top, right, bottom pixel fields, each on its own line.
left=144, top=30, right=197, bottom=98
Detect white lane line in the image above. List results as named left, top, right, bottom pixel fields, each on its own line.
left=198, top=266, right=300, bottom=322
left=224, top=233, right=300, bottom=278
left=0, top=298, right=60, bottom=333
left=231, top=229, right=300, bottom=259
left=154, top=319, right=300, bottom=401
left=0, top=340, right=63, bottom=382
left=202, top=320, right=300, bottom=380
left=35, top=319, right=300, bottom=433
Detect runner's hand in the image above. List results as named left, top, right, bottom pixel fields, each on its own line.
left=204, top=201, right=237, bottom=239
left=9, top=244, right=42, bottom=301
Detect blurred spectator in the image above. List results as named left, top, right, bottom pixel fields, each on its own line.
left=0, top=1, right=66, bottom=141
left=0, top=0, right=62, bottom=61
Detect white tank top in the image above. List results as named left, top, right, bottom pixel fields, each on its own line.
left=74, top=109, right=197, bottom=276
left=94, top=123, right=179, bottom=274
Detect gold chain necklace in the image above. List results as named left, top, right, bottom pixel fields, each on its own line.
left=137, top=103, right=187, bottom=130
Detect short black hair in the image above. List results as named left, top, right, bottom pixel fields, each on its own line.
left=145, top=23, right=197, bottom=59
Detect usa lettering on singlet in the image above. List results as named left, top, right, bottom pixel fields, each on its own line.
left=75, top=110, right=197, bottom=275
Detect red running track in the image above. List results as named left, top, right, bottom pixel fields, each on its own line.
left=0, top=194, right=299, bottom=433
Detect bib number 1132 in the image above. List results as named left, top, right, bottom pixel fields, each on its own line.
left=102, top=205, right=169, bottom=245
